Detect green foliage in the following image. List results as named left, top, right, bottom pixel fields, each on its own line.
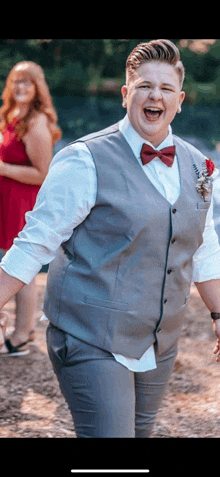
left=0, top=39, right=147, bottom=99
left=179, top=40, right=220, bottom=104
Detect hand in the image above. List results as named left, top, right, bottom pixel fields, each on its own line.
left=0, top=311, right=8, bottom=348
left=213, top=319, right=220, bottom=362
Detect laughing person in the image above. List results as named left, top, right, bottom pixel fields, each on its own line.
left=0, top=39, right=220, bottom=437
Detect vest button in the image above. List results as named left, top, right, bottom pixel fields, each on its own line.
left=167, top=268, right=172, bottom=274
left=164, top=298, right=168, bottom=304
left=172, top=208, right=177, bottom=214
left=171, top=238, right=176, bottom=244
left=157, top=328, right=161, bottom=333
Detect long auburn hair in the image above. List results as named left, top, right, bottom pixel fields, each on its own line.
left=0, top=61, right=62, bottom=144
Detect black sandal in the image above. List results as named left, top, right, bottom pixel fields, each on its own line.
left=0, top=338, right=30, bottom=357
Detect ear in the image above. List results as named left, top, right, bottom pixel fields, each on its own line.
left=121, top=85, right=127, bottom=108
left=177, top=90, right=185, bottom=113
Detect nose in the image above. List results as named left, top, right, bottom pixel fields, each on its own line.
left=149, top=87, right=162, bottom=101
left=15, top=82, right=25, bottom=92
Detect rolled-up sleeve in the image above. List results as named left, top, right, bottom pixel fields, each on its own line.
left=0, top=143, right=97, bottom=284
left=193, top=173, right=220, bottom=282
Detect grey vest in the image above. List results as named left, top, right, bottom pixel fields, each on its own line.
left=44, top=123, right=211, bottom=358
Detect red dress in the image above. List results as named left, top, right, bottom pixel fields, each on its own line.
left=0, top=119, right=40, bottom=250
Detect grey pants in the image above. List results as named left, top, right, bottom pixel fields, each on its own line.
left=47, top=323, right=177, bottom=438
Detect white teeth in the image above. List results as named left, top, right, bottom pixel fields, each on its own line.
left=145, top=108, right=161, bottom=112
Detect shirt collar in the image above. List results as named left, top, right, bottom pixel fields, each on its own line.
left=119, top=114, right=174, bottom=160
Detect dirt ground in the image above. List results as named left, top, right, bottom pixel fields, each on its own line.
left=1, top=273, right=220, bottom=439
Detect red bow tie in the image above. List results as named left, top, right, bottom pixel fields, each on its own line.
left=140, top=144, right=176, bottom=167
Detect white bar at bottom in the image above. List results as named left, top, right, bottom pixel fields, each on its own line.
left=71, top=471, right=150, bottom=474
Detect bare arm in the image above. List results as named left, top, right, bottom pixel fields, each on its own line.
left=195, top=279, right=220, bottom=362
left=0, top=268, right=25, bottom=310
left=195, top=279, right=220, bottom=312
left=0, top=113, right=53, bottom=185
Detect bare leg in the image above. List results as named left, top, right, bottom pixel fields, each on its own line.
left=1, top=249, right=37, bottom=348
left=12, top=277, right=37, bottom=346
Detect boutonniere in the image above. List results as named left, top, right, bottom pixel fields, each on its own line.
left=193, top=158, right=215, bottom=201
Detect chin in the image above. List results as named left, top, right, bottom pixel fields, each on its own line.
left=140, top=125, right=161, bottom=139
left=142, top=118, right=169, bottom=138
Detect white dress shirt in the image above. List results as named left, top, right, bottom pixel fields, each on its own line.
left=1, top=114, right=220, bottom=372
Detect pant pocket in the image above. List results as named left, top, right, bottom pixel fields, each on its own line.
left=46, top=323, right=67, bottom=370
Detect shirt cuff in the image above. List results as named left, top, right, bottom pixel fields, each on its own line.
left=0, top=245, right=43, bottom=284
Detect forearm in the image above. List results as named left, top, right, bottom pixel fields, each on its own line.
left=2, top=163, right=45, bottom=185
left=0, top=268, right=25, bottom=310
left=195, top=279, right=220, bottom=312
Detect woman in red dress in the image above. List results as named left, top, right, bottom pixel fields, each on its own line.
left=0, top=61, right=61, bottom=355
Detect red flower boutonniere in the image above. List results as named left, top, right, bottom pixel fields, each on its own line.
left=193, top=158, right=215, bottom=201
left=205, top=158, right=215, bottom=177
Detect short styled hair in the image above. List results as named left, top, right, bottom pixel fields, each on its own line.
left=126, top=39, right=185, bottom=88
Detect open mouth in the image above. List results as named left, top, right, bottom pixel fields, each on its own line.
left=144, top=107, right=163, bottom=120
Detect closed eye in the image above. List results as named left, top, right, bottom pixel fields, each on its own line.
left=138, top=84, right=150, bottom=89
